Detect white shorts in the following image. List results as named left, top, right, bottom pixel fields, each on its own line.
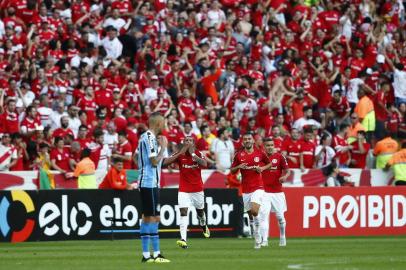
left=178, top=191, right=205, bottom=209
left=262, top=192, right=287, bottom=214
left=242, top=189, right=265, bottom=212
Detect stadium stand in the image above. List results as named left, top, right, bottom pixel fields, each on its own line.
left=0, top=0, right=405, bottom=174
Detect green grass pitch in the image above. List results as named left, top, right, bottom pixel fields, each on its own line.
left=1, top=237, right=405, bottom=270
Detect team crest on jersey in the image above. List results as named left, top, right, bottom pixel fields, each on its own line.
left=272, top=159, right=278, bottom=163
left=254, top=157, right=259, bottom=162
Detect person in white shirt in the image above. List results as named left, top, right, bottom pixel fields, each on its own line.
left=37, top=94, right=53, bottom=128
left=67, top=105, right=81, bottom=137
left=103, top=8, right=127, bottom=32
left=104, top=122, right=118, bottom=150
left=314, top=134, right=336, bottom=169
left=50, top=102, right=67, bottom=130
left=0, top=134, right=17, bottom=171
left=0, top=19, right=5, bottom=39
left=17, top=83, right=35, bottom=107
left=89, top=129, right=111, bottom=172
left=144, top=75, right=160, bottom=105
left=234, top=88, right=258, bottom=121
left=207, top=0, right=226, bottom=27
left=101, top=26, right=123, bottom=60
left=384, top=52, right=406, bottom=106
left=346, top=71, right=373, bottom=108
left=210, top=128, right=234, bottom=171
left=293, top=106, right=322, bottom=131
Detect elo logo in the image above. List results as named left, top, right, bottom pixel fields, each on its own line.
left=0, top=191, right=35, bottom=242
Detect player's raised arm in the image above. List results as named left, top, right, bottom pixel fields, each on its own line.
left=191, top=150, right=208, bottom=167
left=150, top=135, right=167, bottom=167
left=163, top=143, right=189, bottom=166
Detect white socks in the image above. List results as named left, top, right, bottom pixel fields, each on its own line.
left=260, top=215, right=269, bottom=243
left=277, top=214, right=286, bottom=239
left=179, top=215, right=188, bottom=241
left=252, top=216, right=261, bottom=243
left=198, top=212, right=206, bottom=226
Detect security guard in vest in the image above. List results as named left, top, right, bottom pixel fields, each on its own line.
left=373, top=131, right=399, bottom=169
left=386, top=142, right=406, bottom=185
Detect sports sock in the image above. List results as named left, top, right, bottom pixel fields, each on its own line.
left=179, top=215, right=188, bottom=241
left=253, top=216, right=261, bottom=243
left=277, top=214, right=286, bottom=239
left=150, top=222, right=160, bottom=257
left=259, top=215, right=269, bottom=243
left=140, top=222, right=151, bottom=258
left=249, top=218, right=254, bottom=237
left=197, top=211, right=206, bottom=226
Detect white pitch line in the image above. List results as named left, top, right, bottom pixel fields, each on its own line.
left=287, top=261, right=356, bottom=270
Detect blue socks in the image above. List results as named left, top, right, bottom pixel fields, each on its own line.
left=140, top=222, right=160, bottom=257
left=140, top=222, right=151, bottom=256
left=150, top=222, right=160, bottom=253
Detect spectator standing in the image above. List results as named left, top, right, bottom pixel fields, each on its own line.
left=354, top=89, right=375, bottom=142
left=210, top=128, right=234, bottom=171
left=73, top=148, right=96, bottom=189
left=0, top=133, right=17, bottom=171
left=299, top=128, right=316, bottom=171
left=373, top=134, right=399, bottom=169
left=314, top=134, right=336, bottom=169
left=112, top=131, right=133, bottom=169
left=386, top=143, right=406, bottom=185
left=50, top=136, right=71, bottom=174
left=101, top=26, right=123, bottom=60
left=349, top=131, right=370, bottom=169
left=333, top=124, right=352, bottom=168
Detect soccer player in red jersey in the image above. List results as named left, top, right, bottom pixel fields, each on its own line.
left=260, top=138, right=290, bottom=247
left=230, top=132, right=270, bottom=249
left=163, top=136, right=210, bottom=249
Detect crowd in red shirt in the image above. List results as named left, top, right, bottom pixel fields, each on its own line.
left=0, top=0, right=406, bottom=172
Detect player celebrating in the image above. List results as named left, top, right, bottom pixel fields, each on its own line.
left=230, top=132, right=270, bottom=249
left=137, top=112, right=170, bottom=263
left=260, top=138, right=290, bottom=247
left=163, top=136, right=210, bottom=249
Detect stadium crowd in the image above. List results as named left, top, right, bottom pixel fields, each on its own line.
left=0, top=0, right=405, bottom=177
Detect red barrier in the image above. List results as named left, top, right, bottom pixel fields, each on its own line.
left=269, top=187, right=406, bottom=237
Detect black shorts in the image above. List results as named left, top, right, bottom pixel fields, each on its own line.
left=140, top=187, right=160, bottom=217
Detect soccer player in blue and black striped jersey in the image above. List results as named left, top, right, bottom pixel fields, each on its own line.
left=137, top=112, right=170, bottom=263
